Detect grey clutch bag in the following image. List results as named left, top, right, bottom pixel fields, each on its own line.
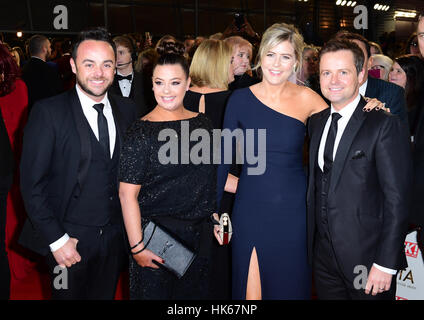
left=143, top=221, right=196, bottom=279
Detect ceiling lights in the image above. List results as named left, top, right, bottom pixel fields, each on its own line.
left=336, top=0, right=357, bottom=7
left=394, top=10, right=417, bottom=19
left=373, top=3, right=390, bottom=11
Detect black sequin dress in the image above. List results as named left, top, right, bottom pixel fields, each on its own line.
left=118, top=113, right=217, bottom=300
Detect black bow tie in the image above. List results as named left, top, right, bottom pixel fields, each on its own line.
left=116, top=74, right=133, bottom=81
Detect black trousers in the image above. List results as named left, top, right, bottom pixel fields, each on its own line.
left=0, top=190, right=10, bottom=300
left=46, top=221, right=127, bottom=300
left=313, top=232, right=396, bottom=300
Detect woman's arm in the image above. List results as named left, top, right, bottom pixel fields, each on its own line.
left=119, top=182, right=164, bottom=268
left=224, top=173, right=239, bottom=194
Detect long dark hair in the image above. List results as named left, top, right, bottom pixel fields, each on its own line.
left=0, top=44, right=20, bottom=97
left=395, top=54, right=424, bottom=112
left=154, top=41, right=189, bottom=78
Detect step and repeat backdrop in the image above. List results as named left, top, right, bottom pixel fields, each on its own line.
left=396, top=230, right=424, bottom=300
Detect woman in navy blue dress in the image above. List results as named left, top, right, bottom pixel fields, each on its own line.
left=217, top=23, right=329, bottom=300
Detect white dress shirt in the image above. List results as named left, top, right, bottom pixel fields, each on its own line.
left=359, top=79, right=368, bottom=97
left=317, top=93, right=396, bottom=275
left=117, top=71, right=133, bottom=98
left=49, top=85, right=116, bottom=252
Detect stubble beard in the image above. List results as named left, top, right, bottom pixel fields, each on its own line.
left=76, top=76, right=112, bottom=98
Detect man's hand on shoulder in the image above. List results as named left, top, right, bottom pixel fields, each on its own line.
left=52, top=237, right=81, bottom=268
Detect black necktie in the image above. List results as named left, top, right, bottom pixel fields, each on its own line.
left=323, top=112, right=342, bottom=173
left=92, top=103, right=110, bottom=158
left=116, top=74, right=133, bottom=81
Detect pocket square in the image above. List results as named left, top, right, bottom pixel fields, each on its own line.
left=352, top=150, right=365, bottom=159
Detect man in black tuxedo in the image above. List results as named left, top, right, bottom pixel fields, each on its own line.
left=109, top=36, right=149, bottom=117
left=0, top=110, right=13, bottom=299
left=22, top=35, right=63, bottom=112
left=411, top=13, right=424, bottom=228
left=19, top=28, right=137, bottom=299
left=335, top=32, right=407, bottom=125
left=307, top=39, right=412, bottom=299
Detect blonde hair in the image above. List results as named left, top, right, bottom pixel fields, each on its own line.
left=189, top=39, right=232, bottom=89
left=371, top=54, right=393, bottom=81
left=254, top=22, right=304, bottom=76
left=224, top=36, right=253, bottom=58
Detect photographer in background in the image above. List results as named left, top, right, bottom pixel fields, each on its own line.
left=222, top=13, right=260, bottom=47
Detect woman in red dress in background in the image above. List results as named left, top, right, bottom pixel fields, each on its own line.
left=0, top=44, right=30, bottom=299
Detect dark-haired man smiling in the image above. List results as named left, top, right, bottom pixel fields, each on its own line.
left=20, top=28, right=137, bottom=299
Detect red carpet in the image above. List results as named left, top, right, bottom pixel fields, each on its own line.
left=10, top=267, right=129, bottom=300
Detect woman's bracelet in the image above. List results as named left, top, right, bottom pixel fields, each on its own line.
left=131, top=245, right=147, bottom=256
left=130, top=233, right=144, bottom=250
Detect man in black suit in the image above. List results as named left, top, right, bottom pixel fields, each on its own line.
left=335, top=32, right=407, bottom=125
left=109, top=36, right=149, bottom=117
left=0, top=110, right=13, bottom=299
left=19, top=28, right=137, bottom=299
left=22, top=35, right=63, bottom=112
left=307, top=39, right=412, bottom=299
left=410, top=12, right=424, bottom=229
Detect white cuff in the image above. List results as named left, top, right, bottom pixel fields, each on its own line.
left=49, top=234, right=70, bottom=252
left=373, top=263, right=397, bottom=275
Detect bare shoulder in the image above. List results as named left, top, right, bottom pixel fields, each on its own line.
left=248, top=83, right=261, bottom=96
left=296, top=85, right=328, bottom=117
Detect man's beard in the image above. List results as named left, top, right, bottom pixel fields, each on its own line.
left=76, top=76, right=112, bottom=98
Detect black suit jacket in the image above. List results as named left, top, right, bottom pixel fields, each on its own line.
left=0, top=109, right=13, bottom=192
left=307, top=97, right=412, bottom=282
left=19, top=88, right=137, bottom=255
left=410, top=101, right=424, bottom=227
left=109, top=71, right=149, bottom=117
left=22, top=58, right=63, bottom=112
left=365, top=76, right=407, bottom=124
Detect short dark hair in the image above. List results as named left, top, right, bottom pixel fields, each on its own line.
left=334, top=31, right=371, bottom=59
left=319, top=39, right=365, bottom=74
left=28, top=34, right=49, bottom=56
left=71, top=27, right=116, bottom=60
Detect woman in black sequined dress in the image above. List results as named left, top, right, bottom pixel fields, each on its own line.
left=118, top=42, right=221, bottom=299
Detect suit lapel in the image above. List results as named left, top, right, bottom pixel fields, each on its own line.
left=309, top=109, right=330, bottom=170
left=328, top=98, right=367, bottom=195
left=110, top=76, right=123, bottom=97
left=307, top=108, right=330, bottom=200
left=69, top=88, right=92, bottom=195
left=109, top=94, right=125, bottom=151
left=129, top=73, right=137, bottom=99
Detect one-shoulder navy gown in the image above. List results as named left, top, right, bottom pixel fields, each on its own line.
left=217, top=87, right=311, bottom=299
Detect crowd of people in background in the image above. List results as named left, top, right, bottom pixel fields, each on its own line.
left=0, top=12, right=424, bottom=301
